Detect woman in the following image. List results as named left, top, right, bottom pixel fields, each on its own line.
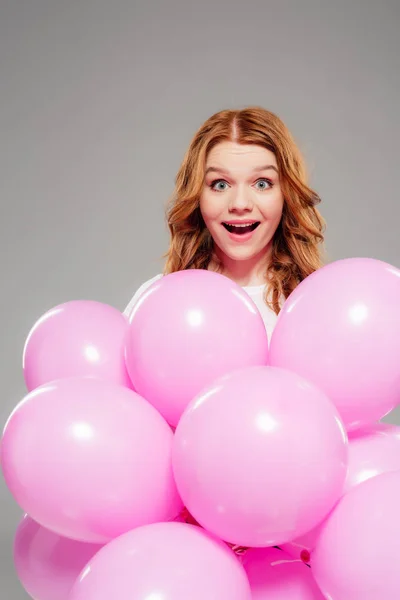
left=124, top=106, right=325, bottom=340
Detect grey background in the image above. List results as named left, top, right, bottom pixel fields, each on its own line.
left=1, top=1, right=399, bottom=597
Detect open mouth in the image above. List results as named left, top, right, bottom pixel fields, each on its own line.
left=222, top=221, right=260, bottom=235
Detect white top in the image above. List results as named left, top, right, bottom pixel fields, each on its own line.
left=124, top=274, right=279, bottom=341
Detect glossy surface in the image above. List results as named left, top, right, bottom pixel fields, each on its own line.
left=282, top=422, right=400, bottom=560
left=23, top=300, right=132, bottom=391
left=14, top=515, right=102, bottom=600
left=312, top=470, right=400, bottom=600
left=270, top=258, right=400, bottom=431
left=1, top=377, right=182, bottom=543
left=69, top=522, right=252, bottom=600
left=172, top=365, right=348, bottom=547
left=125, top=269, right=269, bottom=427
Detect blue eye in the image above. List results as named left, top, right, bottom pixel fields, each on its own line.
left=210, top=178, right=273, bottom=192
left=255, top=178, right=273, bottom=190
left=210, top=179, right=229, bottom=192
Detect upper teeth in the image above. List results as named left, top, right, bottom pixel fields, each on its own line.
left=228, top=223, right=254, bottom=227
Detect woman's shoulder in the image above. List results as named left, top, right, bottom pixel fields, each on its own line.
left=123, top=273, right=163, bottom=317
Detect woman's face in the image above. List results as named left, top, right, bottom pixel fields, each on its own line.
left=200, top=141, right=284, bottom=266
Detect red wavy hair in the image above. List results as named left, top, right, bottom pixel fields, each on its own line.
left=164, top=107, right=325, bottom=313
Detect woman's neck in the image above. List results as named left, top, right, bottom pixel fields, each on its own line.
left=210, top=245, right=272, bottom=287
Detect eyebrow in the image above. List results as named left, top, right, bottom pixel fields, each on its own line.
left=205, top=164, right=278, bottom=175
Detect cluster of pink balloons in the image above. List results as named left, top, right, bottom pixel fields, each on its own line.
left=1, top=257, right=400, bottom=600
left=281, top=423, right=400, bottom=561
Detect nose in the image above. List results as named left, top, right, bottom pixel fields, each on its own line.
left=228, top=185, right=253, bottom=212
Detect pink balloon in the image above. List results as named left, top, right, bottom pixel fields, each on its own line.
left=345, top=422, right=400, bottom=491
left=269, top=258, right=400, bottom=431
left=242, top=547, right=324, bottom=599
left=281, top=421, right=400, bottom=561
left=69, top=522, right=252, bottom=600
left=14, top=514, right=102, bottom=600
left=172, top=365, right=348, bottom=547
left=312, top=470, right=400, bottom=600
left=1, top=377, right=182, bottom=543
left=23, top=301, right=132, bottom=391
left=125, top=270, right=268, bottom=426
